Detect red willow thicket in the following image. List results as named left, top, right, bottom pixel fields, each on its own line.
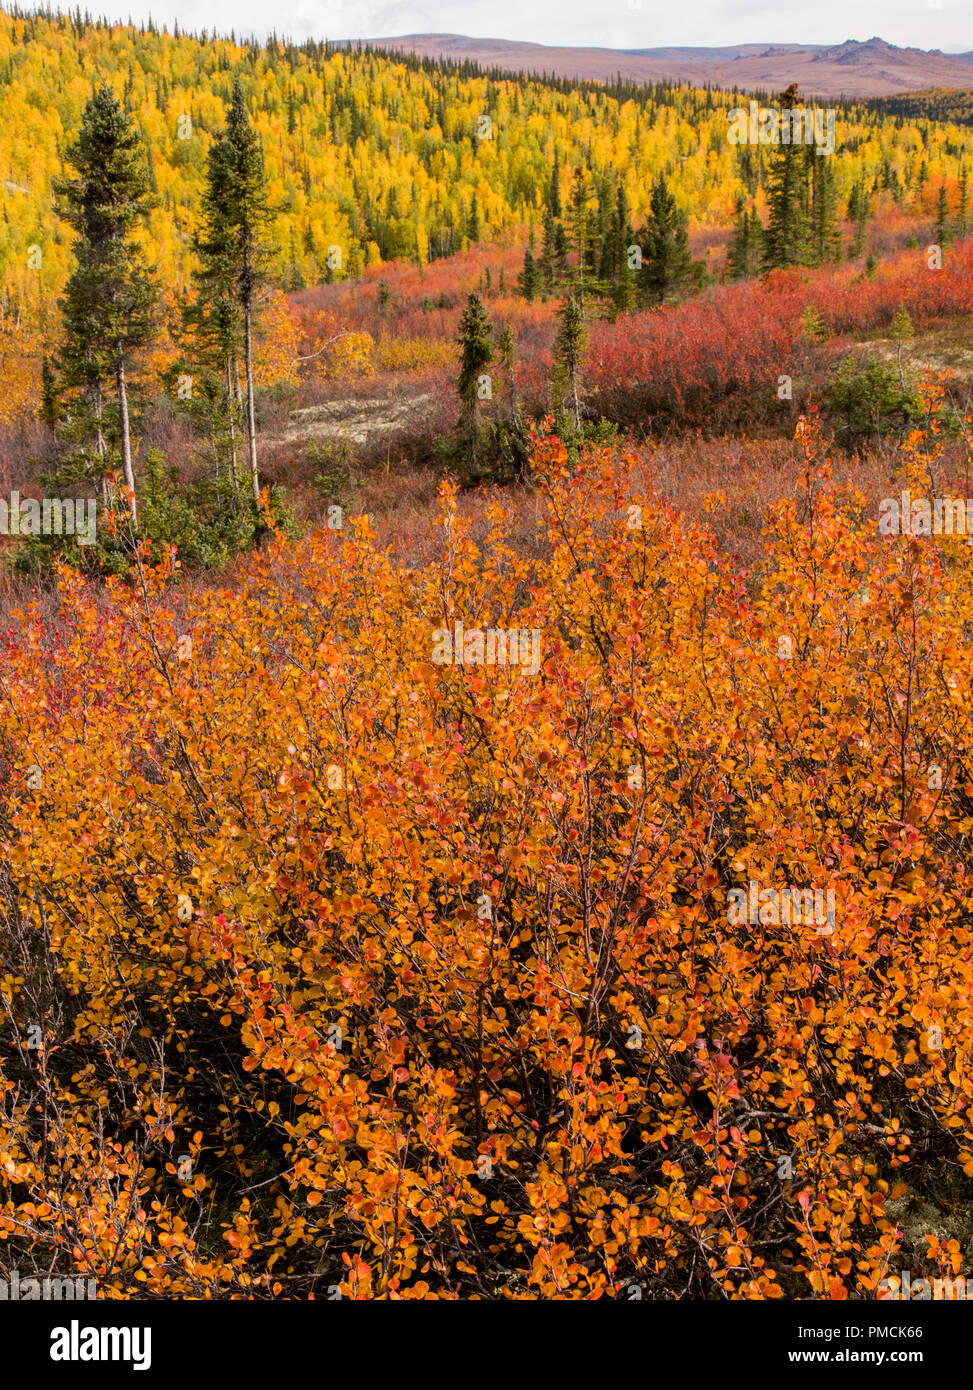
left=287, top=237, right=973, bottom=436
left=584, top=239, right=973, bottom=428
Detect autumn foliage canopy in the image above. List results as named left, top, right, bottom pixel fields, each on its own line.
left=1, top=393, right=972, bottom=1298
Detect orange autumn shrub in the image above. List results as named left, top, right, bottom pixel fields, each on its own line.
left=1, top=390, right=973, bottom=1299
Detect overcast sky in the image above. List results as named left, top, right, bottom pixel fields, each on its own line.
left=87, top=0, right=971, bottom=53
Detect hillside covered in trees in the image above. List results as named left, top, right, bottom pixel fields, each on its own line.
left=0, top=8, right=971, bottom=545
left=2, top=5, right=972, bottom=317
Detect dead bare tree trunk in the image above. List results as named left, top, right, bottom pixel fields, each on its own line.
left=243, top=300, right=259, bottom=505
left=226, top=357, right=238, bottom=485
left=117, top=353, right=137, bottom=525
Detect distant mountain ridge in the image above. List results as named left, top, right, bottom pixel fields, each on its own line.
left=343, top=34, right=973, bottom=97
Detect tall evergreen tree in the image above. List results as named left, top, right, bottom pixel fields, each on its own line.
left=549, top=149, right=562, bottom=221
left=849, top=177, right=870, bottom=259
left=187, top=168, right=246, bottom=485
left=640, top=173, right=694, bottom=305
left=811, top=158, right=842, bottom=265
left=539, top=201, right=569, bottom=292
left=567, top=168, right=598, bottom=304
left=956, top=163, right=970, bottom=239
left=456, top=291, right=493, bottom=469
left=517, top=247, right=541, bottom=301
left=613, top=245, right=637, bottom=312
left=935, top=183, right=951, bottom=252
left=39, top=355, right=62, bottom=434
left=552, top=220, right=570, bottom=282
left=552, top=293, right=587, bottom=434
left=726, top=196, right=763, bottom=279
left=605, top=183, right=637, bottom=309
left=762, top=86, right=813, bottom=271
left=195, top=80, right=272, bottom=505
left=54, top=85, right=155, bottom=523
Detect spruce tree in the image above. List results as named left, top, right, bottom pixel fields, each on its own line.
left=726, top=196, right=763, bottom=279
left=552, top=293, right=587, bottom=435
left=847, top=182, right=861, bottom=224
left=641, top=173, right=694, bottom=305
left=606, top=184, right=637, bottom=309
left=468, top=194, right=481, bottom=245
left=517, top=247, right=541, bottom=301
left=549, top=149, right=562, bottom=221
left=186, top=174, right=245, bottom=486
left=39, top=356, right=61, bottom=434
left=567, top=168, right=595, bottom=303
left=552, top=221, right=570, bottom=282
left=195, top=80, right=272, bottom=505
left=456, top=291, right=494, bottom=468
left=539, top=205, right=557, bottom=292
left=540, top=157, right=570, bottom=292
left=613, top=247, right=637, bottom=312
left=935, top=184, right=951, bottom=253
left=811, top=158, right=842, bottom=265
left=956, top=163, right=969, bottom=239
left=54, top=85, right=155, bottom=523
left=762, top=86, right=813, bottom=271
left=850, top=177, right=870, bottom=259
